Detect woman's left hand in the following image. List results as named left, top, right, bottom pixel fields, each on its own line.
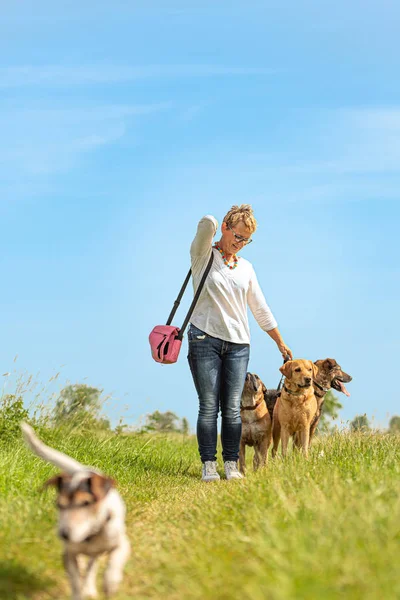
left=266, top=328, right=293, bottom=361
left=277, top=342, right=293, bottom=361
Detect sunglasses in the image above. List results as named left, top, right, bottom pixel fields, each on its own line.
left=227, top=223, right=253, bottom=245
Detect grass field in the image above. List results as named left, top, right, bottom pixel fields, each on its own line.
left=1, top=427, right=400, bottom=600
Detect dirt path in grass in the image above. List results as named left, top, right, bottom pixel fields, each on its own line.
left=123, top=476, right=226, bottom=597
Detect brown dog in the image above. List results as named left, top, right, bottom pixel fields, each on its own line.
left=308, top=358, right=352, bottom=445
left=272, top=359, right=318, bottom=458
left=239, top=372, right=272, bottom=474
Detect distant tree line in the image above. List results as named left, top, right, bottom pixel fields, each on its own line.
left=348, top=414, right=400, bottom=433
left=140, top=410, right=190, bottom=434
left=316, top=391, right=400, bottom=434
left=0, top=383, right=191, bottom=438
left=52, top=384, right=190, bottom=433
left=53, top=384, right=111, bottom=430
left=2, top=380, right=400, bottom=438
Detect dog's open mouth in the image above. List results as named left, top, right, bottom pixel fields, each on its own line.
left=332, top=378, right=351, bottom=396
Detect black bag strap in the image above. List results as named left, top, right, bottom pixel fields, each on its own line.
left=166, top=252, right=214, bottom=340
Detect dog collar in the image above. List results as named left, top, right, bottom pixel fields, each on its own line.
left=283, top=385, right=308, bottom=396
left=241, top=399, right=264, bottom=410
left=313, top=380, right=329, bottom=393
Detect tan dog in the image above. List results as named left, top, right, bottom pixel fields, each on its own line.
left=21, top=423, right=130, bottom=600
left=272, top=359, right=318, bottom=458
left=239, top=372, right=272, bottom=474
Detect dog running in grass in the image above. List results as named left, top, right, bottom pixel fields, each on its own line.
left=21, top=422, right=130, bottom=600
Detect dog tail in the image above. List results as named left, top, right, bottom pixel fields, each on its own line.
left=21, top=422, right=90, bottom=474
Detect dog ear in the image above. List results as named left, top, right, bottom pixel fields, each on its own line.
left=312, top=362, right=319, bottom=379
left=41, top=474, right=64, bottom=492
left=262, top=382, right=268, bottom=395
left=89, top=473, right=115, bottom=500
left=323, top=358, right=336, bottom=369
left=279, top=361, right=292, bottom=378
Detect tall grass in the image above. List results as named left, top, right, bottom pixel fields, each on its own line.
left=1, top=427, right=400, bottom=599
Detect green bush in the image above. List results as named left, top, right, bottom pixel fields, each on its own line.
left=0, top=394, right=29, bottom=441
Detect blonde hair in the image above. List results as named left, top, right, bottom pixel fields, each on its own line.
left=223, top=204, right=257, bottom=234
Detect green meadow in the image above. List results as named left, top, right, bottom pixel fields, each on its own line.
left=1, top=428, right=400, bottom=600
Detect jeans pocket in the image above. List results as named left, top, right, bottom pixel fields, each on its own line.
left=188, top=324, right=208, bottom=343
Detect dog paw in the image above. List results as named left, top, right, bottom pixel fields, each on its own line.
left=82, top=587, right=98, bottom=599
left=83, top=592, right=98, bottom=599
left=103, top=578, right=120, bottom=598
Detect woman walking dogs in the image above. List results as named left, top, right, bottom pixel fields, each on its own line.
left=188, top=205, right=292, bottom=481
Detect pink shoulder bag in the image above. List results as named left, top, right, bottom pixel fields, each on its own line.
left=149, top=253, right=214, bottom=364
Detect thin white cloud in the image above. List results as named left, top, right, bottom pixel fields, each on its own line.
left=5, top=103, right=169, bottom=126
left=0, top=103, right=168, bottom=176
left=0, top=64, right=275, bottom=88
left=318, top=107, right=400, bottom=174
left=248, top=107, right=400, bottom=176
left=157, top=106, right=400, bottom=205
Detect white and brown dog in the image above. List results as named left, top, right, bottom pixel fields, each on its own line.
left=21, top=422, right=130, bottom=600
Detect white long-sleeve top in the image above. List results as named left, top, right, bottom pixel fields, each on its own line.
left=190, top=215, right=278, bottom=344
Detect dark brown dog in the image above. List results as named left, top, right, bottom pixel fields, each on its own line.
left=308, top=358, right=352, bottom=445
left=239, top=373, right=272, bottom=474
left=272, top=359, right=318, bottom=458
left=264, top=388, right=281, bottom=422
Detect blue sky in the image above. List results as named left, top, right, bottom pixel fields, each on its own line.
left=1, top=1, right=399, bottom=431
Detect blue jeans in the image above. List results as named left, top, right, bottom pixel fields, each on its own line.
left=187, top=324, right=250, bottom=463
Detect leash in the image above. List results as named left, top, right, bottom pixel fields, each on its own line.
left=276, top=354, right=291, bottom=392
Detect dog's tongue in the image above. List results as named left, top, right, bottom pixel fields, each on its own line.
left=338, top=381, right=350, bottom=397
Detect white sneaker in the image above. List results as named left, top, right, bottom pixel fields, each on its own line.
left=224, top=461, right=244, bottom=480
left=202, top=461, right=220, bottom=482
